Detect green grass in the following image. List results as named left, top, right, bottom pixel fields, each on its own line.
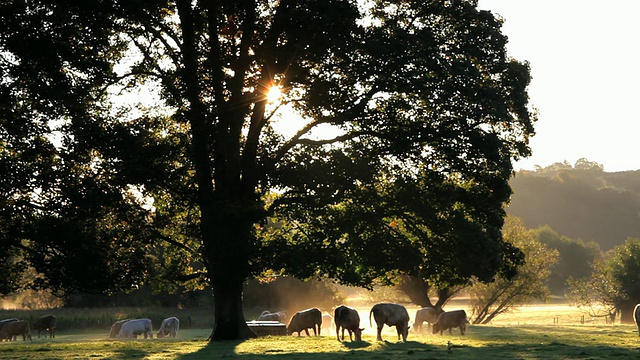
left=2, top=323, right=640, bottom=359
left=2, top=302, right=640, bottom=359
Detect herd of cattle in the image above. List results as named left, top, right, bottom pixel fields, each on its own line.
left=0, top=315, right=180, bottom=342
left=259, top=302, right=468, bottom=342
left=0, top=315, right=56, bottom=341
left=0, top=302, right=466, bottom=343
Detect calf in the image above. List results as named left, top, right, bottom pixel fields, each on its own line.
left=157, top=317, right=180, bottom=338
left=109, top=319, right=133, bottom=338
left=117, top=318, right=153, bottom=339
left=286, top=308, right=322, bottom=336
left=432, top=310, right=468, bottom=335
left=334, top=305, right=362, bottom=342
left=414, top=307, right=439, bottom=332
left=0, top=320, right=32, bottom=341
left=369, top=303, right=410, bottom=342
left=33, top=314, right=56, bottom=338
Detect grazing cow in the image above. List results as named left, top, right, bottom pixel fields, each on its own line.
left=157, top=317, right=180, bottom=338
left=432, top=310, right=468, bottom=335
left=369, top=303, right=410, bottom=342
left=117, top=318, right=153, bottom=339
left=0, top=319, right=19, bottom=342
left=334, top=305, right=363, bottom=342
left=32, top=314, right=56, bottom=338
left=322, top=313, right=333, bottom=335
left=0, top=320, right=32, bottom=341
left=414, top=307, right=440, bottom=332
left=286, top=308, right=322, bottom=336
left=109, top=319, right=133, bottom=338
left=257, top=310, right=286, bottom=322
left=634, top=304, right=640, bottom=336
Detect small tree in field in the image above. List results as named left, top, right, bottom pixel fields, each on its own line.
left=568, top=238, right=640, bottom=323
left=469, top=216, right=558, bottom=324
left=566, top=258, right=618, bottom=323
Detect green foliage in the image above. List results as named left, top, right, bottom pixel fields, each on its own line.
left=509, top=161, right=640, bottom=251
left=534, top=225, right=601, bottom=294
left=567, top=237, right=640, bottom=323
left=468, top=216, right=558, bottom=324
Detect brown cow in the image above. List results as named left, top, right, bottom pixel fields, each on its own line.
left=0, top=319, right=19, bottom=342
left=369, top=303, right=410, bottom=342
left=414, top=307, right=440, bottom=332
left=286, top=308, right=322, bottom=336
left=334, top=305, right=362, bottom=342
left=109, top=319, right=133, bottom=338
left=0, top=320, right=32, bottom=341
left=33, top=314, right=56, bottom=338
left=432, top=310, right=468, bottom=335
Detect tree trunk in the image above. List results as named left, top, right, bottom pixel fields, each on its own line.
left=397, top=275, right=433, bottom=308
left=203, top=201, right=259, bottom=341
left=208, top=274, right=257, bottom=340
left=619, top=304, right=636, bottom=324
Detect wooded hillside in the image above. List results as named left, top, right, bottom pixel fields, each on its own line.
left=508, top=161, right=640, bottom=251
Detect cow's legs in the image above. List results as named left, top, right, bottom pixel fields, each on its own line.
left=376, top=326, right=383, bottom=341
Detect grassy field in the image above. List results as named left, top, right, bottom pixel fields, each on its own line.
left=2, top=302, right=640, bottom=359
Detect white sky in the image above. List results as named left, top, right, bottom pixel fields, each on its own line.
left=477, top=0, right=640, bottom=172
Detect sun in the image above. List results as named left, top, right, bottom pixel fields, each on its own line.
left=266, top=85, right=282, bottom=103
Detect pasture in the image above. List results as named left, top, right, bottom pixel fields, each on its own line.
left=2, top=302, right=640, bottom=359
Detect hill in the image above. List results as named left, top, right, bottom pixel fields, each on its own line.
left=507, top=162, right=640, bottom=251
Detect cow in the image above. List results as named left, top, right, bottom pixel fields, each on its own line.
left=157, top=317, right=180, bottom=338
left=369, top=303, right=410, bottom=342
left=109, top=319, right=133, bottom=338
left=334, top=305, right=363, bottom=342
left=432, top=309, right=468, bottom=335
left=286, top=308, right=322, bottom=336
left=257, top=310, right=286, bottom=322
left=0, top=320, right=32, bottom=342
left=116, top=318, right=153, bottom=339
left=32, top=314, right=56, bottom=338
left=0, top=319, right=19, bottom=341
left=414, top=307, right=440, bottom=332
left=634, top=304, right=640, bottom=336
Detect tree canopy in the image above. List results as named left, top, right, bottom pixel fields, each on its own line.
left=0, top=0, right=535, bottom=340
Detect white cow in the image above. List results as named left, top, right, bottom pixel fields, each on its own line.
left=117, top=318, right=153, bottom=339
left=157, top=317, right=179, bottom=338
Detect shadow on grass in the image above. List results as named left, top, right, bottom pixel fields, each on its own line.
left=176, top=339, right=440, bottom=360
left=175, top=325, right=640, bottom=360
left=111, top=348, right=150, bottom=359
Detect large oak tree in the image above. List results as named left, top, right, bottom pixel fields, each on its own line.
left=0, top=0, right=535, bottom=340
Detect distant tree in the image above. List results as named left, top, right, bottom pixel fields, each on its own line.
left=574, top=158, right=604, bottom=172
left=567, top=238, right=640, bottom=323
left=566, top=258, right=618, bottom=323
left=468, top=216, right=558, bottom=324
left=535, top=226, right=601, bottom=294
left=1, top=0, right=535, bottom=340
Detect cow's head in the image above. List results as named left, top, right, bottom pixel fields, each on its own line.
left=355, top=328, right=364, bottom=341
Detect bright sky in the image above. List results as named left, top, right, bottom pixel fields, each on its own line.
left=477, top=0, right=640, bottom=172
